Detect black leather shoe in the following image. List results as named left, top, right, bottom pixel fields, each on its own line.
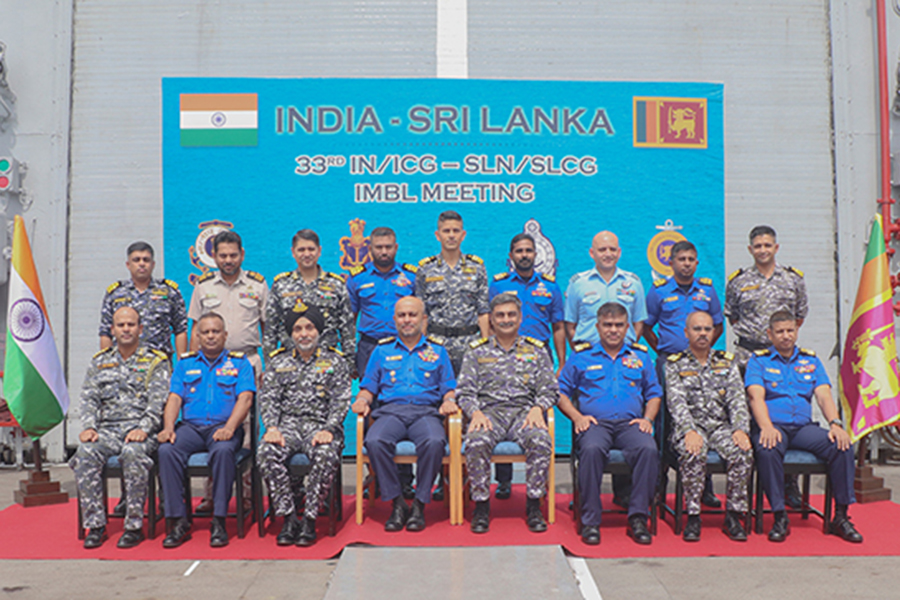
left=162, top=518, right=192, bottom=548
left=406, top=499, right=426, bottom=532
left=722, top=512, right=748, bottom=541
left=682, top=516, right=701, bottom=542
left=116, top=528, right=144, bottom=549
left=83, top=526, right=107, bottom=549
left=277, top=514, right=301, bottom=546
left=768, top=513, right=790, bottom=542
left=384, top=500, right=409, bottom=532
left=627, top=514, right=652, bottom=545
left=581, top=524, right=600, bottom=545
left=830, top=516, right=863, bottom=543
left=209, top=516, right=229, bottom=547
left=701, top=488, right=722, bottom=509
left=296, top=516, right=317, bottom=547
left=495, top=481, right=512, bottom=500
left=401, top=482, right=416, bottom=500
left=785, top=475, right=803, bottom=510
left=470, top=501, right=490, bottom=534
left=112, top=497, right=126, bottom=517
left=526, top=498, right=547, bottom=533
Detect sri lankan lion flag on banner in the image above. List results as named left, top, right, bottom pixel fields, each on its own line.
left=839, top=214, right=900, bottom=443
left=3, top=215, right=69, bottom=438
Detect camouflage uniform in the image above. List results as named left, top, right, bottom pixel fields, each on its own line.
left=69, top=346, right=171, bottom=531
left=456, top=336, right=558, bottom=502
left=724, top=265, right=807, bottom=368
left=415, top=254, right=489, bottom=374
left=264, top=268, right=356, bottom=365
left=257, top=346, right=350, bottom=520
left=665, top=350, right=752, bottom=515
left=99, top=279, right=188, bottom=356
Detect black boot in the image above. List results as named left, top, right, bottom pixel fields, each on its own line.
left=682, top=515, right=701, bottom=542
left=162, top=517, right=191, bottom=548
left=406, top=498, right=426, bottom=531
left=471, top=500, right=490, bottom=533
left=829, top=504, right=863, bottom=543
left=384, top=497, right=409, bottom=532
left=296, top=516, right=317, bottom=547
left=526, top=497, right=547, bottom=533
left=722, top=510, right=747, bottom=541
left=277, top=513, right=301, bottom=546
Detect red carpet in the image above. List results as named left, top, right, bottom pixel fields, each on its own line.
left=1, top=486, right=897, bottom=560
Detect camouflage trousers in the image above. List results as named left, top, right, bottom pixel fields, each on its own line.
left=258, top=421, right=343, bottom=520
left=69, top=423, right=157, bottom=531
left=444, top=333, right=482, bottom=376
left=674, top=425, right=753, bottom=514
left=465, top=407, right=553, bottom=502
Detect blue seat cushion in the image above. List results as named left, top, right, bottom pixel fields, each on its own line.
left=187, top=447, right=252, bottom=467
left=608, top=449, right=626, bottom=463
left=362, top=441, right=450, bottom=457
left=707, top=450, right=723, bottom=465
left=784, top=449, right=824, bottom=464
left=493, top=441, right=524, bottom=455
left=106, top=455, right=122, bottom=469
left=289, top=453, right=311, bottom=467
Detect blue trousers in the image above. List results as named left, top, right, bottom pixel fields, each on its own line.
left=159, top=421, right=244, bottom=518
left=365, top=404, right=445, bottom=505
left=576, top=419, right=659, bottom=526
left=752, top=422, right=856, bottom=512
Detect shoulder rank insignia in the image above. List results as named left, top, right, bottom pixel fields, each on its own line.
left=228, top=351, right=246, bottom=358
left=378, top=336, right=396, bottom=345
left=493, top=272, right=510, bottom=282
left=714, top=350, right=734, bottom=362
left=753, top=348, right=771, bottom=356
left=524, top=336, right=546, bottom=348
left=698, top=277, right=713, bottom=286
left=540, top=272, right=555, bottom=283
left=326, top=271, right=347, bottom=283
left=573, top=342, right=592, bottom=353
left=667, top=352, right=684, bottom=362
left=150, top=349, right=169, bottom=360
left=93, top=347, right=114, bottom=359
left=799, top=347, right=816, bottom=356
left=163, top=279, right=179, bottom=290
left=245, top=270, right=265, bottom=283
left=466, top=254, right=484, bottom=265
left=196, top=271, right=215, bottom=284
left=180, top=351, right=198, bottom=359
left=787, top=266, right=805, bottom=278
left=402, top=263, right=418, bottom=274
left=329, top=346, right=345, bottom=357
left=273, top=271, right=292, bottom=283
left=469, top=337, right=489, bottom=349
left=427, top=334, right=446, bottom=346
left=727, top=269, right=743, bottom=282
left=268, top=347, right=288, bottom=358
left=653, top=278, right=667, bottom=288
left=631, top=343, right=648, bottom=352
left=348, top=265, right=365, bottom=277
left=106, top=281, right=121, bottom=294
left=418, top=255, right=437, bottom=266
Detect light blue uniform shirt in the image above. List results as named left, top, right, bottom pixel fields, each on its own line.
left=564, top=267, right=647, bottom=345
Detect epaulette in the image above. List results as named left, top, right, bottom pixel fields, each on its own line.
left=245, top=270, right=265, bottom=283
left=269, top=347, right=288, bottom=358
left=402, top=263, right=418, bottom=274
left=228, top=351, right=246, bottom=358
left=728, top=269, right=743, bottom=282
left=163, top=279, right=179, bottom=290
left=418, top=255, right=438, bottom=266
left=378, top=336, right=396, bottom=345
left=714, top=350, right=735, bottom=361
left=754, top=348, right=771, bottom=356
left=573, top=342, right=592, bottom=353
left=427, top=334, right=446, bottom=346
left=196, top=271, right=215, bottom=283
left=348, top=265, right=365, bottom=277
left=329, top=347, right=345, bottom=357
left=799, top=347, right=816, bottom=357
left=93, top=347, right=114, bottom=359
left=653, top=278, right=667, bottom=288
left=631, top=343, right=649, bottom=352
left=540, top=272, right=555, bottom=283
left=698, top=277, right=713, bottom=286
left=150, top=349, right=169, bottom=360
left=787, top=266, right=804, bottom=278
left=326, top=271, right=347, bottom=283
left=493, top=272, right=510, bottom=282
left=273, top=271, right=292, bottom=283
left=524, top=336, right=546, bottom=348
left=469, top=337, right=489, bottom=349
left=466, top=254, right=484, bottom=265
left=667, top=352, right=684, bottom=362
left=106, top=281, right=121, bottom=294
left=180, top=351, right=198, bottom=359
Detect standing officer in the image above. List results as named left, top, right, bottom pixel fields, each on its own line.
left=557, top=302, right=661, bottom=546
left=644, top=239, right=724, bottom=509
left=746, top=311, right=862, bottom=543
left=415, top=210, right=490, bottom=374
left=71, top=306, right=170, bottom=549
left=352, top=296, right=458, bottom=532
left=488, top=232, right=565, bottom=499
left=457, top=293, right=558, bottom=534
left=158, top=313, right=255, bottom=548
left=264, top=229, right=356, bottom=366
left=258, top=304, right=350, bottom=547
left=665, top=311, right=752, bottom=542
left=100, top=241, right=188, bottom=357
left=346, top=226, right=418, bottom=376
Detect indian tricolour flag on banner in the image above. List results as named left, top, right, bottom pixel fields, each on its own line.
left=4, top=215, right=69, bottom=438
left=180, top=93, right=258, bottom=147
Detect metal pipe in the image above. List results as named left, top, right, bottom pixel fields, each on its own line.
left=877, top=0, right=894, bottom=243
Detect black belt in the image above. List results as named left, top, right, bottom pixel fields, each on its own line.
left=360, top=333, right=384, bottom=345
left=737, top=338, right=769, bottom=352
left=428, top=324, right=480, bottom=337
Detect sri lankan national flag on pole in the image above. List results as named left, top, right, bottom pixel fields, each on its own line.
left=4, top=216, right=69, bottom=438
left=839, top=214, right=900, bottom=443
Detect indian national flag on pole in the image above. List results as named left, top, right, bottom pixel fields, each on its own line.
left=180, top=93, right=258, bottom=147
left=4, top=215, right=69, bottom=438
left=839, top=214, right=900, bottom=443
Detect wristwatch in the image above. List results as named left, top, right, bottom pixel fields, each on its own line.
left=829, top=418, right=843, bottom=427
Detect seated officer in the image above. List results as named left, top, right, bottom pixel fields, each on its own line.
left=558, top=302, right=661, bottom=546
left=71, top=306, right=170, bottom=549
left=158, top=312, right=255, bottom=548
left=746, top=310, right=862, bottom=543
left=457, top=292, right=558, bottom=534
left=665, top=311, right=752, bottom=542
left=258, top=304, right=350, bottom=547
left=351, top=296, right=458, bottom=532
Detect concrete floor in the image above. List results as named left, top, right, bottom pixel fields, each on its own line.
left=0, top=461, right=898, bottom=599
